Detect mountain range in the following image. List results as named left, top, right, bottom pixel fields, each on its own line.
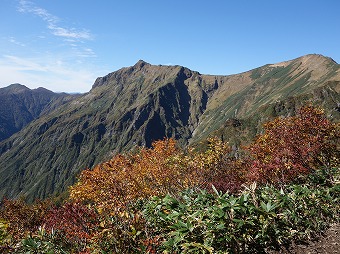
left=0, top=54, right=340, bottom=202
left=0, top=84, right=76, bottom=142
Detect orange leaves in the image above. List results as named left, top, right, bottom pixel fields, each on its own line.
left=3, top=105, right=339, bottom=252
left=70, top=138, right=198, bottom=212
left=187, top=138, right=240, bottom=190
left=70, top=137, right=240, bottom=213
left=69, top=106, right=340, bottom=214
left=1, top=198, right=53, bottom=240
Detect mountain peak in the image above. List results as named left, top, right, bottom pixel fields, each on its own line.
left=133, top=59, right=150, bottom=70
left=298, top=54, right=337, bottom=64
left=1, top=54, right=340, bottom=201
left=5, top=83, right=30, bottom=92
left=135, top=59, right=148, bottom=65
left=269, top=54, right=338, bottom=70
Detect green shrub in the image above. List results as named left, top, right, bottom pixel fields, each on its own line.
left=143, top=168, right=340, bottom=253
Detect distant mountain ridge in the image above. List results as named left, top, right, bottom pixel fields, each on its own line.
left=0, top=54, right=339, bottom=202
left=0, top=84, right=76, bottom=142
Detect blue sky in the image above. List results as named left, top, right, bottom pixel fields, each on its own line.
left=0, top=0, right=339, bottom=93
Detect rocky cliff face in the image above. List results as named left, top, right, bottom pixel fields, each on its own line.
left=0, top=54, right=339, bottom=202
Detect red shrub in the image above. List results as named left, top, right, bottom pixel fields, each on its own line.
left=44, top=202, right=99, bottom=248
left=246, top=106, right=340, bottom=184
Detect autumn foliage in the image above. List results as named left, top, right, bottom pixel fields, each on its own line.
left=246, top=106, right=340, bottom=184
left=0, top=106, right=339, bottom=253
left=69, top=137, right=236, bottom=213
left=44, top=202, right=99, bottom=248
left=0, top=198, right=52, bottom=240
left=69, top=105, right=339, bottom=215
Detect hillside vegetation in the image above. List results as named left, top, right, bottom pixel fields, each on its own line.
left=0, top=54, right=340, bottom=202
left=0, top=84, right=75, bottom=142
left=0, top=106, right=339, bottom=253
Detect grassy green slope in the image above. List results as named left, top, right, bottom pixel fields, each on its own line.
left=0, top=61, right=214, bottom=202
left=0, top=55, right=339, bottom=202
left=191, top=54, right=340, bottom=145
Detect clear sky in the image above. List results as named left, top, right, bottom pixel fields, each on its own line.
left=0, top=0, right=339, bottom=93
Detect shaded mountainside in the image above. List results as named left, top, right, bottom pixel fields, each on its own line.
left=0, top=54, right=340, bottom=202
left=0, top=61, right=216, bottom=201
left=0, top=84, right=76, bottom=142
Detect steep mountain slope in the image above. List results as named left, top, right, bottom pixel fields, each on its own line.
left=0, top=54, right=339, bottom=202
left=0, top=61, right=217, bottom=201
left=191, top=54, right=340, bottom=143
left=0, top=84, right=76, bottom=142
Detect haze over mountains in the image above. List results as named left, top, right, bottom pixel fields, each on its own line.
left=0, top=54, right=340, bottom=202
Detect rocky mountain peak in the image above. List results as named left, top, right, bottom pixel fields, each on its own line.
left=297, top=54, right=336, bottom=66
left=133, top=59, right=149, bottom=69
left=2, top=83, right=30, bottom=93
left=1, top=54, right=340, bottom=202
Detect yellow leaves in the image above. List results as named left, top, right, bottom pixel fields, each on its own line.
left=70, top=137, right=234, bottom=214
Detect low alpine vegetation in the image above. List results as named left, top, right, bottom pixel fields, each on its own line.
left=0, top=106, right=339, bottom=253
left=144, top=169, right=339, bottom=253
